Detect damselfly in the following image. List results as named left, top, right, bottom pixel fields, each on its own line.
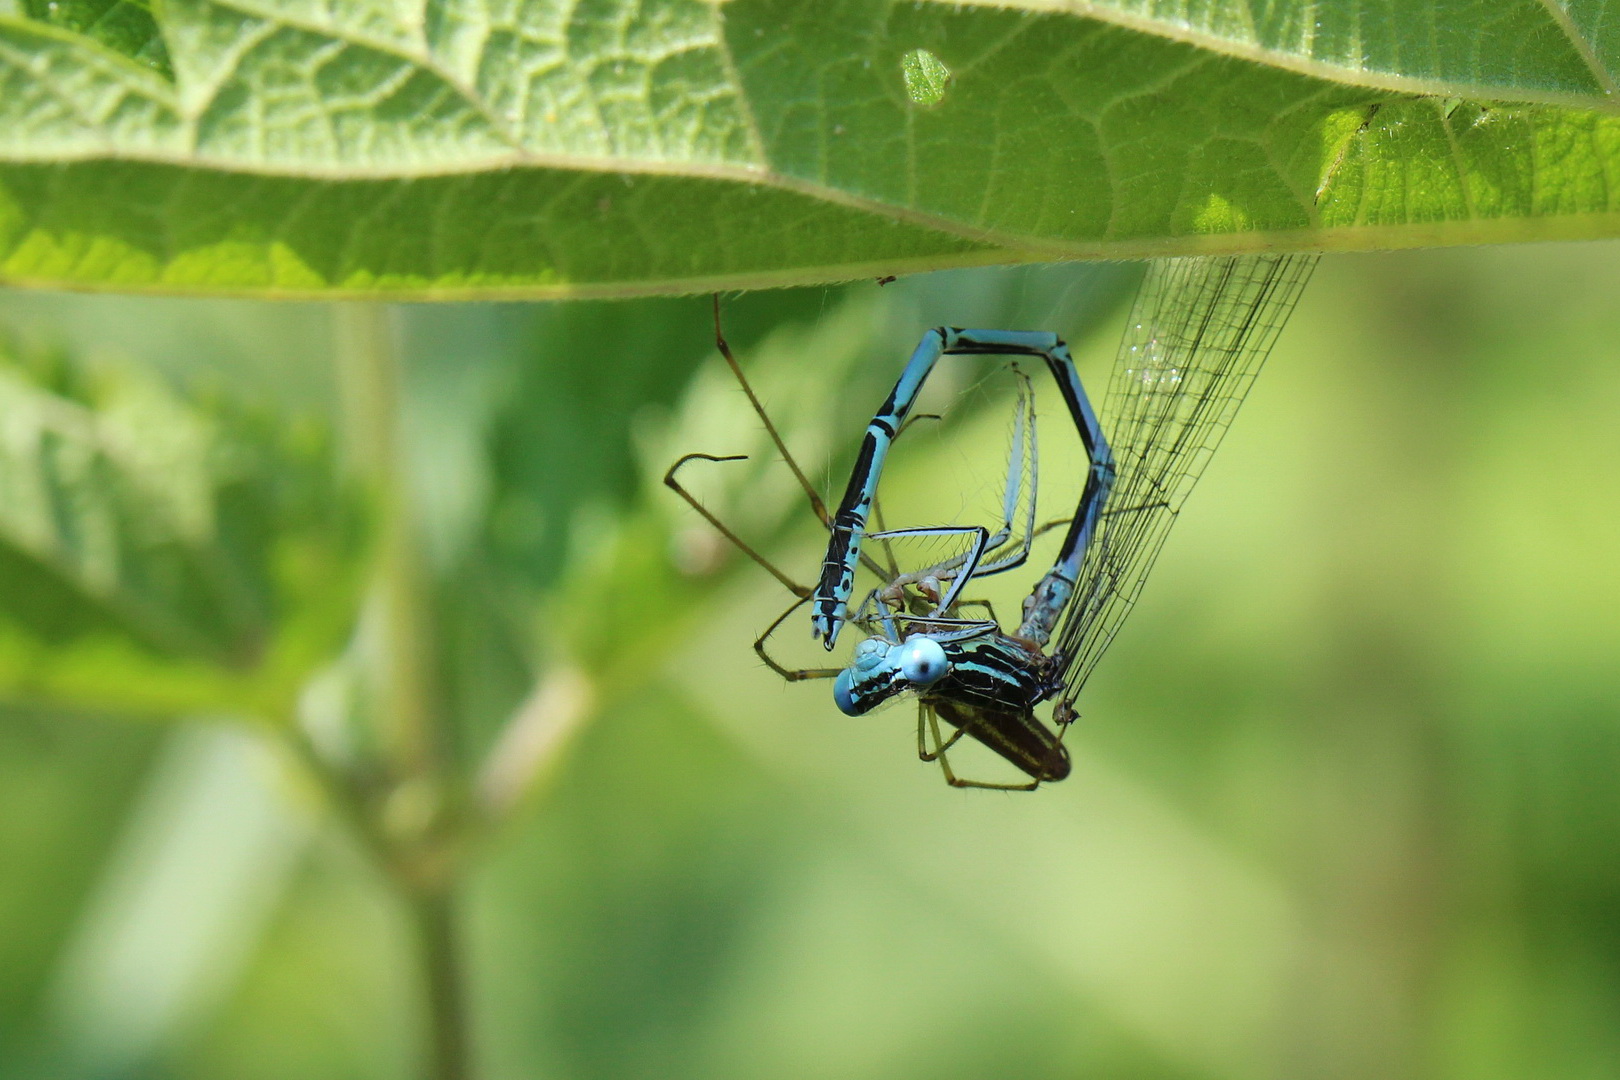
left=668, top=254, right=1316, bottom=789
left=806, top=327, right=1114, bottom=789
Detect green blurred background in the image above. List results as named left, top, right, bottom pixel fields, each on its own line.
left=1, top=243, right=1618, bottom=1080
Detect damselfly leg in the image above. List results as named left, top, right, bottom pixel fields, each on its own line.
left=914, top=702, right=1049, bottom=793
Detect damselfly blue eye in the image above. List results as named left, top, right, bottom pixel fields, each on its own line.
left=832, top=669, right=859, bottom=716
left=898, top=637, right=948, bottom=685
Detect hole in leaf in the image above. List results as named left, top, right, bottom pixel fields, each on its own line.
left=902, top=48, right=951, bottom=107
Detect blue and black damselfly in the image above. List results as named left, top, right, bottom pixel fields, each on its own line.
left=667, top=254, right=1317, bottom=789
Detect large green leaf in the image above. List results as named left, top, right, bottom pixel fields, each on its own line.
left=1, top=0, right=1619, bottom=297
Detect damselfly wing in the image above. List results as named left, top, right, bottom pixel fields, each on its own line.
left=1050, top=253, right=1319, bottom=723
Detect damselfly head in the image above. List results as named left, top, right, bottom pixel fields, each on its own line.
left=833, top=638, right=887, bottom=715
left=832, top=634, right=952, bottom=717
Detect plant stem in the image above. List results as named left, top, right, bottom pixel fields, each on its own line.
left=412, top=885, right=471, bottom=1080
left=335, top=304, right=439, bottom=777
left=333, top=303, right=473, bottom=1080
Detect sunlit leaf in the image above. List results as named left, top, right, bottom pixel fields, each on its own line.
left=0, top=1, right=1618, bottom=297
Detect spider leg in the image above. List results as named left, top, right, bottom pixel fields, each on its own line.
left=664, top=453, right=810, bottom=598
left=755, top=592, right=843, bottom=682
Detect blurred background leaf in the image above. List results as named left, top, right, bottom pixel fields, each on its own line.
left=0, top=326, right=360, bottom=719
left=4, top=243, right=1620, bottom=1080
left=5, top=1, right=1620, bottom=295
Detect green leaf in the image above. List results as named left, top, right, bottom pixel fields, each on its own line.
left=0, top=339, right=362, bottom=719
left=19, top=0, right=169, bottom=74
left=1, top=0, right=1619, bottom=297
left=1002, top=0, right=1615, bottom=102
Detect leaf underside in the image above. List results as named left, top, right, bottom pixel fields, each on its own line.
left=3, top=0, right=1620, bottom=297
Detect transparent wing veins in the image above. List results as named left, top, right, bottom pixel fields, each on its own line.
left=1054, top=253, right=1319, bottom=707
